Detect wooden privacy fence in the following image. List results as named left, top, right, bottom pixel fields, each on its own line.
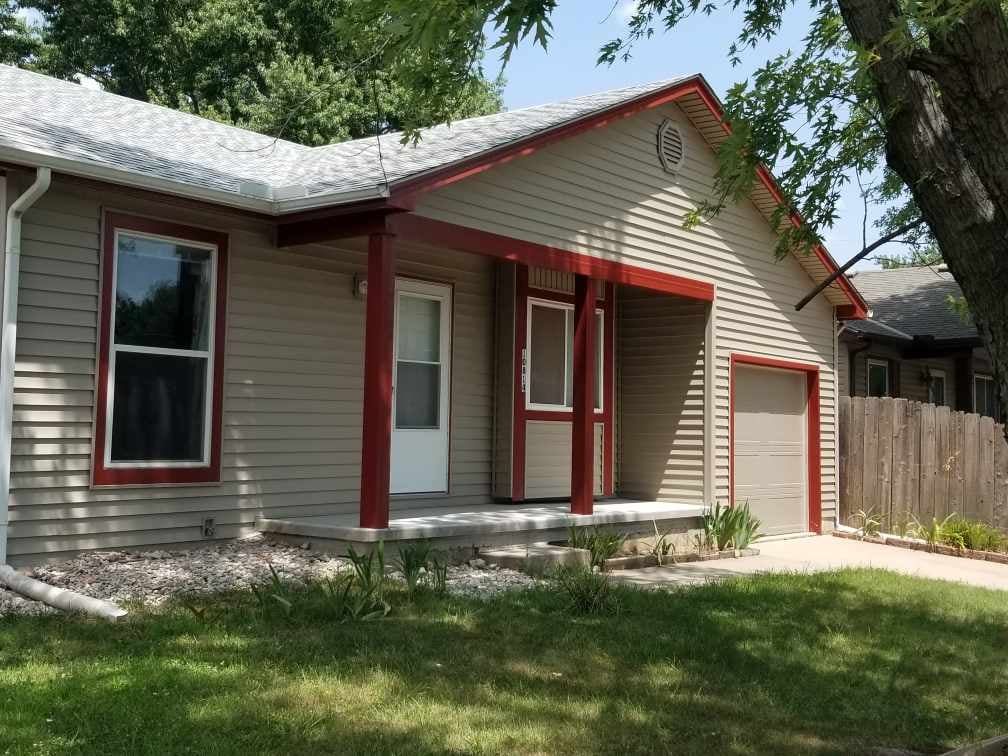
left=839, top=396, right=1008, bottom=530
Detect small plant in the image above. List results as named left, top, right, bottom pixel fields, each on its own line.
left=318, top=574, right=389, bottom=622
left=943, top=516, right=1006, bottom=553
left=554, top=565, right=618, bottom=615
left=345, top=542, right=387, bottom=597
left=731, top=501, right=762, bottom=550
left=428, top=554, right=449, bottom=594
left=650, top=521, right=676, bottom=566
left=850, top=507, right=883, bottom=540
left=588, top=530, right=626, bottom=570
left=567, top=526, right=628, bottom=570
left=249, top=563, right=295, bottom=618
left=703, top=501, right=735, bottom=552
left=395, top=541, right=433, bottom=596
left=908, top=513, right=959, bottom=551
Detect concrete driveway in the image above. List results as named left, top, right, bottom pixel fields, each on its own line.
left=613, top=534, right=1008, bottom=592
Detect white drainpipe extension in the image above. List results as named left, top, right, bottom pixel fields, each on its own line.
left=0, top=167, right=51, bottom=565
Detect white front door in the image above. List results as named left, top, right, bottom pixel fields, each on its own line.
left=390, top=279, right=452, bottom=494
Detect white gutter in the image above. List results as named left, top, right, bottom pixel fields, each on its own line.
left=0, top=166, right=51, bottom=565
left=0, top=145, right=389, bottom=217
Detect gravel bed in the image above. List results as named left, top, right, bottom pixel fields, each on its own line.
left=0, top=536, right=539, bottom=617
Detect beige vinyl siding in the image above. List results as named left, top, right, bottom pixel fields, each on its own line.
left=617, top=287, right=706, bottom=503
left=524, top=420, right=603, bottom=499
left=838, top=340, right=850, bottom=398
left=492, top=263, right=515, bottom=498
left=7, top=178, right=495, bottom=564
left=416, top=102, right=840, bottom=529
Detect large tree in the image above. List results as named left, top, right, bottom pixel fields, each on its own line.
left=6, top=0, right=502, bottom=145
left=358, top=0, right=1008, bottom=423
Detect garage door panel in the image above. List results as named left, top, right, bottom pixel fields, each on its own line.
left=734, top=365, right=807, bottom=536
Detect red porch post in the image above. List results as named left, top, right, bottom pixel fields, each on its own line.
left=571, top=274, right=595, bottom=515
left=360, top=232, right=396, bottom=528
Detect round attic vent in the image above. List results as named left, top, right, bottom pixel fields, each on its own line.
left=656, top=119, right=685, bottom=173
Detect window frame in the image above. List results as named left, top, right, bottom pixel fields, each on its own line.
left=866, top=358, right=890, bottom=398
left=974, top=373, right=998, bottom=420
left=928, top=368, right=947, bottom=406
left=525, top=296, right=604, bottom=413
left=92, top=212, right=229, bottom=486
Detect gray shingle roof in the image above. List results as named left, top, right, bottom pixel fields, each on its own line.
left=0, top=64, right=690, bottom=214
left=846, top=266, right=978, bottom=342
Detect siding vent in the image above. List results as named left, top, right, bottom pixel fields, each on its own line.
left=656, top=120, right=685, bottom=173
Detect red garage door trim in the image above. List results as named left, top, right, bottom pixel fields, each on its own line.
left=729, top=353, right=822, bottom=534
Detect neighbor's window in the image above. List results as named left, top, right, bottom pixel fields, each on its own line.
left=928, top=369, right=946, bottom=406
left=866, top=359, right=890, bottom=397
left=527, top=300, right=603, bottom=411
left=94, top=214, right=227, bottom=485
left=974, top=374, right=1000, bottom=420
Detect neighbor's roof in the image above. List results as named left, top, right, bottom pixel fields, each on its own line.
left=0, top=64, right=688, bottom=213
left=845, top=266, right=978, bottom=342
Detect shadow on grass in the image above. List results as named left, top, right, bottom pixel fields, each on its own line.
left=2, top=568, right=1007, bottom=755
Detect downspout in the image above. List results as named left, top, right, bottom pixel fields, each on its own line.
left=0, top=167, right=51, bottom=565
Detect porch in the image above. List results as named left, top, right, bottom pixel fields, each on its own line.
left=253, top=209, right=718, bottom=549
left=257, top=498, right=706, bottom=551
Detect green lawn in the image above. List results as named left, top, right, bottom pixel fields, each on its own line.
left=2, top=568, right=1007, bottom=755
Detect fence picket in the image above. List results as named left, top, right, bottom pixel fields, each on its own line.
left=918, top=403, right=937, bottom=522
left=844, top=397, right=866, bottom=524
left=963, top=412, right=981, bottom=519
left=891, top=399, right=917, bottom=532
left=979, top=416, right=996, bottom=522
left=995, top=424, right=1008, bottom=530
left=934, top=406, right=952, bottom=523
left=877, top=398, right=895, bottom=525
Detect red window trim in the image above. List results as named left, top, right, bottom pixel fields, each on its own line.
left=512, top=267, right=616, bottom=499
left=729, top=353, right=822, bottom=534
left=92, top=211, right=229, bottom=486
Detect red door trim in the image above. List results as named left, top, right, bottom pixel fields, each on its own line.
left=729, top=353, right=822, bottom=534
left=92, top=211, right=228, bottom=486
left=512, top=269, right=615, bottom=501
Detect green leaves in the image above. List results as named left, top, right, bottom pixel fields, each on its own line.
left=15, top=0, right=503, bottom=146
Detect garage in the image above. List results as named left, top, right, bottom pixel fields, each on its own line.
left=733, top=363, right=810, bottom=536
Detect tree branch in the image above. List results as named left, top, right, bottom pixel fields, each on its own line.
left=794, top=216, right=927, bottom=311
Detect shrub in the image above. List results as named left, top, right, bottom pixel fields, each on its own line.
left=849, top=507, right=882, bottom=539
left=908, top=514, right=959, bottom=551
left=650, top=521, right=676, bottom=566
left=554, top=565, right=618, bottom=615
left=731, top=502, right=762, bottom=550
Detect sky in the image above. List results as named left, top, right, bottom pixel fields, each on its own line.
left=483, top=0, right=886, bottom=270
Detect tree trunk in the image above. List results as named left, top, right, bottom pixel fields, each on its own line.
left=838, top=0, right=1008, bottom=427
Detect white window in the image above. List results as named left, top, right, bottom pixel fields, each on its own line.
left=866, top=359, right=890, bottom=397
left=974, top=374, right=1000, bottom=420
left=105, top=229, right=218, bottom=467
left=526, top=299, right=603, bottom=411
left=928, top=369, right=946, bottom=406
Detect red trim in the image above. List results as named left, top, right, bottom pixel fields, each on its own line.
left=359, top=233, right=396, bottom=527
left=729, top=353, right=822, bottom=534
left=275, top=209, right=405, bottom=247
left=392, top=214, right=714, bottom=301
left=511, top=269, right=615, bottom=501
left=570, top=274, right=595, bottom=515
left=602, top=282, right=616, bottom=495
left=510, top=265, right=528, bottom=500
left=92, top=212, right=228, bottom=486
left=380, top=76, right=865, bottom=316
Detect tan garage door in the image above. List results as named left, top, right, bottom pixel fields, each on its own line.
left=734, top=365, right=807, bottom=536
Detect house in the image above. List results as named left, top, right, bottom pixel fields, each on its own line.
left=0, top=64, right=868, bottom=565
left=839, top=266, right=998, bottom=418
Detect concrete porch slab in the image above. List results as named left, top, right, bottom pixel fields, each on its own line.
left=257, top=499, right=705, bottom=545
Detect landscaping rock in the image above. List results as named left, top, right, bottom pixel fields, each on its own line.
left=0, top=535, right=541, bottom=616
left=481, top=543, right=590, bottom=572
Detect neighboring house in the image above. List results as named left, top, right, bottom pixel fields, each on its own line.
left=0, top=64, right=868, bottom=565
left=840, top=267, right=998, bottom=418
